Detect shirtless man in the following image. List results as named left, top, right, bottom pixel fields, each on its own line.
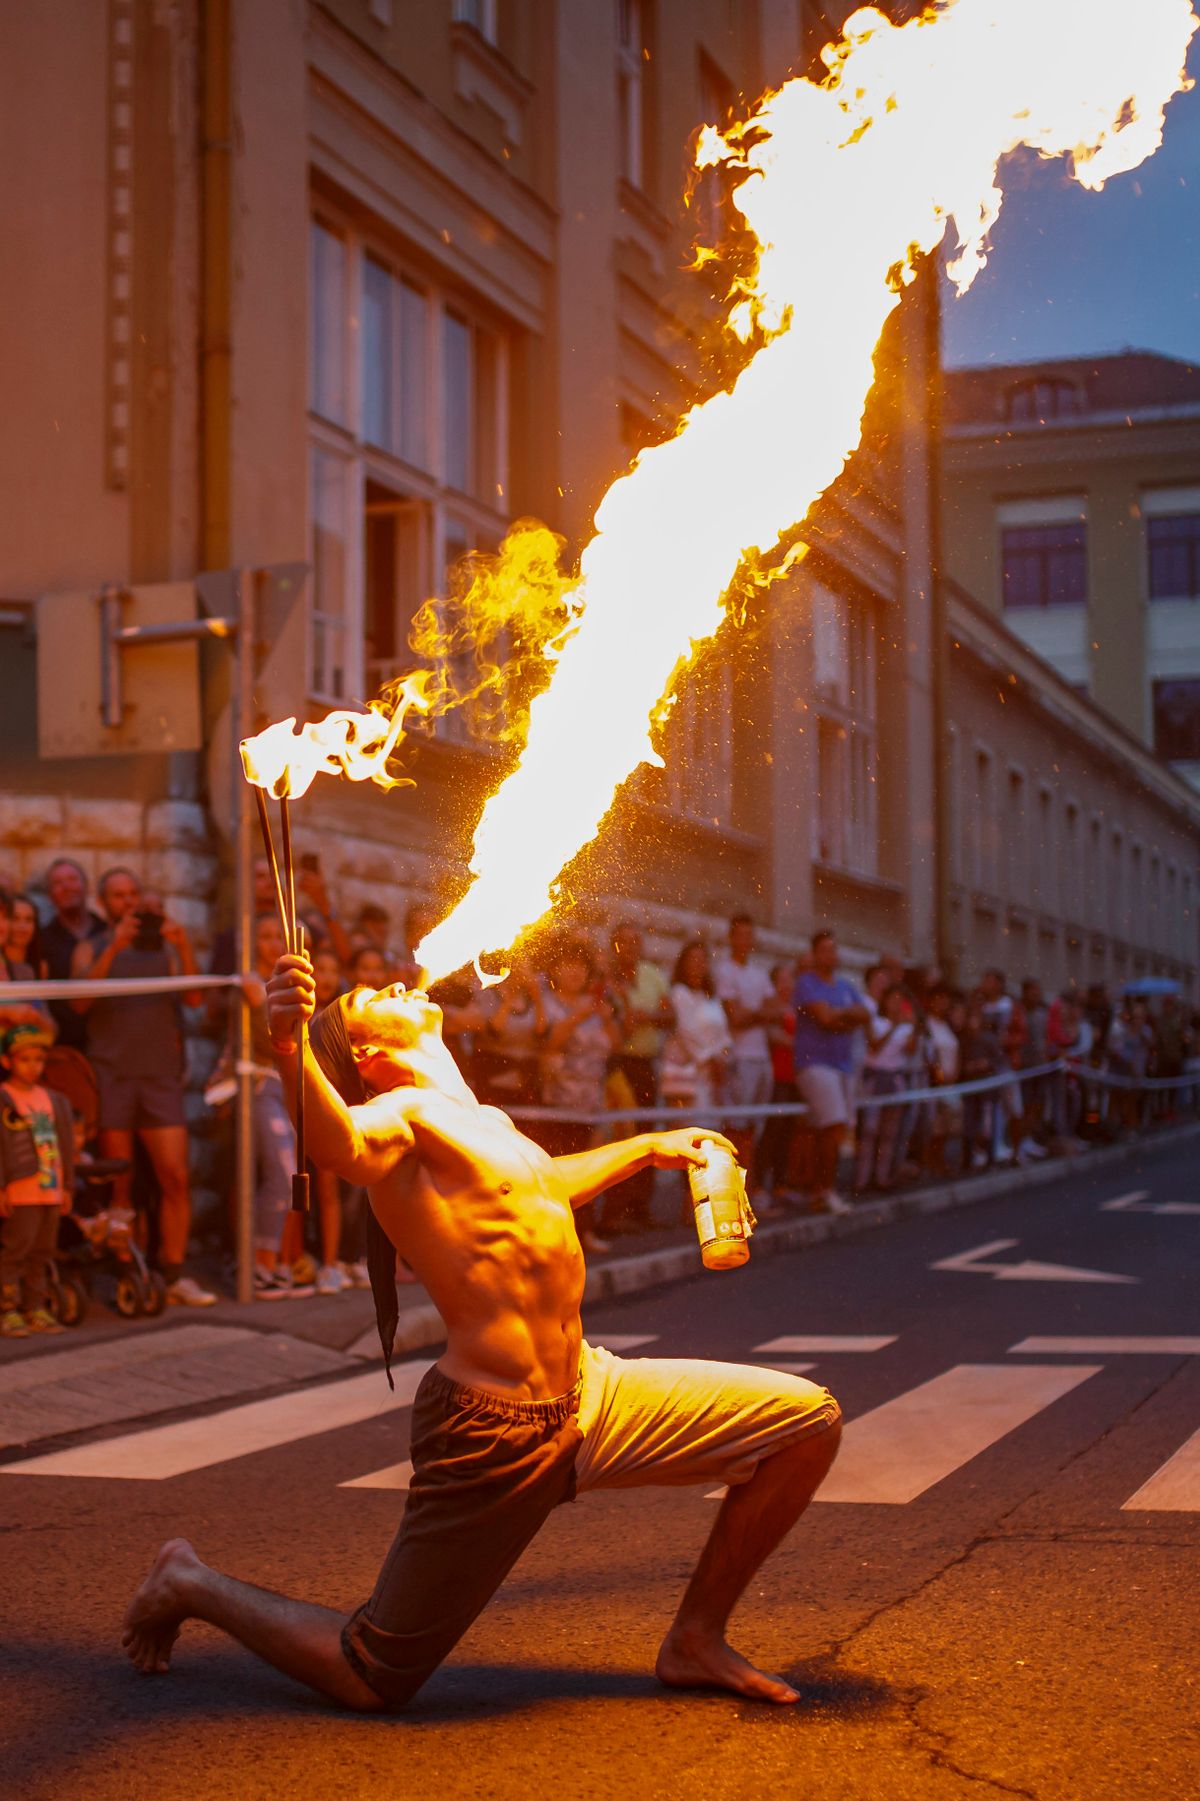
left=123, top=955, right=842, bottom=1711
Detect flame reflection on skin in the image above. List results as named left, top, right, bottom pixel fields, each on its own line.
left=415, top=0, right=1196, bottom=983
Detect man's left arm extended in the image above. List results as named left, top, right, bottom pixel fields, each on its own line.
left=553, top=1127, right=738, bottom=1209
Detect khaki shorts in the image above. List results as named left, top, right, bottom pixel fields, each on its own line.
left=342, top=1344, right=839, bottom=1709
left=794, top=1064, right=854, bottom=1130
left=575, top=1340, right=839, bottom=1492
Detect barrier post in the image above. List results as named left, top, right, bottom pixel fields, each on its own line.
left=233, top=571, right=255, bottom=1304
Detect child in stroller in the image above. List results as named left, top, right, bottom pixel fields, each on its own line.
left=36, top=1044, right=167, bottom=1326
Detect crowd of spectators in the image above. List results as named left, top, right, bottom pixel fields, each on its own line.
left=2, top=857, right=1198, bottom=1328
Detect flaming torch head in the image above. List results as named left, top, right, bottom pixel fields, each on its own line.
left=239, top=672, right=432, bottom=799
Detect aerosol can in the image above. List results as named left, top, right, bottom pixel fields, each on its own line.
left=688, top=1140, right=756, bottom=1270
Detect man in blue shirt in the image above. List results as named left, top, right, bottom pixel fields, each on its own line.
left=793, top=931, right=869, bottom=1214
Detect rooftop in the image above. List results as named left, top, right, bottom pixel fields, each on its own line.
left=942, top=348, right=1200, bottom=430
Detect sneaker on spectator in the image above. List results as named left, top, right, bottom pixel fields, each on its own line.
left=821, top=1190, right=853, bottom=1215
left=1018, top=1138, right=1048, bottom=1161
left=578, top=1230, right=611, bottom=1254
left=1, top=1309, right=29, bottom=1338
left=316, top=1263, right=350, bottom=1296
left=291, top=1253, right=318, bottom=1287
left=166, top=1275, right=218, bottom=1308
left=342, top=1260, right=372, bottom=1289
left=969, top=1149, right=989, bottom=1171
left=993, top=1145, right=1016, bottom=1166
left=24, top=1307, right=65, bottom=1334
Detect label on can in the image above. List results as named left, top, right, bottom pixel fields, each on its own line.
left=693, top=1200, right=716, bottom=1244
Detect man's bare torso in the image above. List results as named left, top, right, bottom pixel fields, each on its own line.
left=367, top=1087, right=586, bottom=1402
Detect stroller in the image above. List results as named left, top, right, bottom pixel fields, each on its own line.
left=39, top=1046, right=167, bottom=1326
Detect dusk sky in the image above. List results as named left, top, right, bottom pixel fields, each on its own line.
left=941, top=48, right=1199, bottom=371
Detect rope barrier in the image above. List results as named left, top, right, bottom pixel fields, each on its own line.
left=506, top=1058, right=1200, bottom=1128
left=0, top=973, right=242, bottom=1002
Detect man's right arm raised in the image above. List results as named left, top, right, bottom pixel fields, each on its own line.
left=265, top=953, right=414, bottom=1186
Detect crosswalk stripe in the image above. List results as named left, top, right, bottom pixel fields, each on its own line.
left=813, top=1363, right=1101, bottom=1505
left=0, top=1360, right=432, bottom=1481
left=342, top=1458, right=414, bottom=1491
left=596, top=1335, right=660, bottom=1352
left=1122, top=1427, right=1200, bottom=1511
left=752, top=1360, right=816, bottom=1375
left=754, top=1335, right=896, bottom=1354
left=1010, top=1337, right=1200, bottom=1356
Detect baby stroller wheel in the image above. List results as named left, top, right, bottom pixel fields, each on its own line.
left=141, top=1271, right=167, bottom=1317
left=56, top=1274, right=88, bottom=1327
left=114, top=1271, right=143, bottom=1318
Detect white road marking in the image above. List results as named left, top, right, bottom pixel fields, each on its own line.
left=342, top=1458, right=413, bottom=1491
left=754, top=1336, right=896, bottom=1353
left=813, top=1363, right=1101, bottom=1504
left=1122, top=1427, right=1200, bottom=1511
left=596, top=1335, right=660, bottom=1352
left=0, top=1361, right=432, bottom=1481
left=932, top=1239, right=1137, bottom=1285
left=1010, top=1337, right=1200, bottom=1356
left=1101, top=1190, right=1200, bottom=1217
left=751, top=1360, right=817, bottom=1375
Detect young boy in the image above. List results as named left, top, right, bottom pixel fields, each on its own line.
left=0, top=1022, right=76, bottom=1336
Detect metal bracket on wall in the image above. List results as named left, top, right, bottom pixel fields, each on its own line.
left=98, top=583, right=238, bottom=730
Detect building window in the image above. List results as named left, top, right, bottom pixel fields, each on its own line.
left=1004, top=768, right=1026, bottom=898
left=310, top=220, right=348, bottom=427
left=1000, top=522, right=1087, bottom=609
left=308, top=209, right=510, bottom=713
left=1153, top=677, right=1200, bottom=763
left=617, top=0, right=649, bottom=190
left=1062, top=802, right=1080, bottom=921
left=310, top=448, right=354, bottom=702
left=1109, top=830, right=1125, bottom=937
left=1005, top=378, right=1081, bottom=423
left=693, top=52, right=735, bottom=247
left=453, top=0, right=498, bottom=44
left=662, top=657, right=734, bottom=828
left=1036, top=787, right=1056, bottom=913
left=1148, top=513, right=1200, bottom=601
left=1088, top=816, right=1105, bottom=933
left=810, top=585, right=878, bottom=876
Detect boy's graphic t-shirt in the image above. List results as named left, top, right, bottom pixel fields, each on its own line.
left=4, top=1085, right=63, bottom=1208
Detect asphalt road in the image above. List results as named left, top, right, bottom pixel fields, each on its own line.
left=1, top=1138, right=1197, bottom=1801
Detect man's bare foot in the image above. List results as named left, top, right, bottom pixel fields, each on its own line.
left=655, top=1625, right=800, bottom=1705
left=121, top=1537, right=203, bottom=1675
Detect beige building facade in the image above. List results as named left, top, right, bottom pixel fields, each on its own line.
left=0, top=1, right=1196, bottom=1001
left=942, top=351, right=1200, bottom=787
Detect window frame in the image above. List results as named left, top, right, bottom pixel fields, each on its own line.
left=809, top=582, right=879, bottom=879
left=616, top=0, right=648, bottom=191
left=1147, top=512, right=1200, bottom=602
left=306, top=207, right=511, bottom=714
left=453, top=0, right=498, bottom=45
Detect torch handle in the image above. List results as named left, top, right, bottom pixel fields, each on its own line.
left=279, top=794, right=298, bottom=954
left=291, top=922, right=309, bottom=1211
left=291, top=1018, right=310, bottom=1213
left=252, top=785, right=291, bottom=949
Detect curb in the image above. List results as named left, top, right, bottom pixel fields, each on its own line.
left=386, top=1123, right=1200, bottom=1355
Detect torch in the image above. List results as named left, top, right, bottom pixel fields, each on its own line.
left=239, top=677, right=432, bottom=1211
left=249, top=779, right=310, bottom=1211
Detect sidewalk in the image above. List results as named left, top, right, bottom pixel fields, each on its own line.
left=3, top=1123, right=1194, bottom=1459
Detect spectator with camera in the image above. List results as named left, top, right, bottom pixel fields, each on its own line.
left=70, top=867, right=216, bottom=1307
